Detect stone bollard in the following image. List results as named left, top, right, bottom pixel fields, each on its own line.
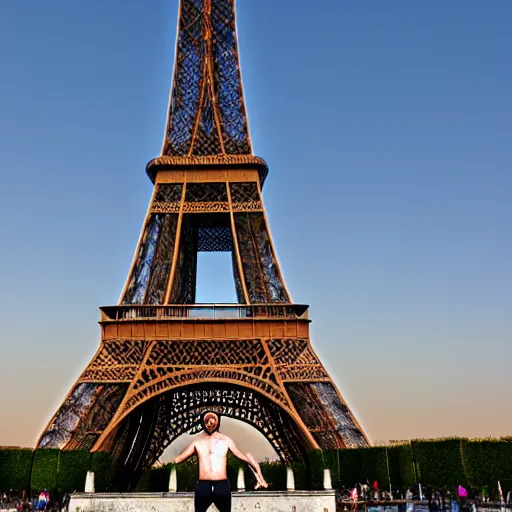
left=168, top=466, right=177, bottom=493
left=286, top=466, right=295, bottom=491
left=85, top=471, right=95, bottom=493
left=237, top=467, right=245, bottom=491
left=323, top=469, right=332, bottom=490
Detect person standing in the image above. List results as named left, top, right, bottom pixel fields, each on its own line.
left=173, top=411, right=268, bottom=512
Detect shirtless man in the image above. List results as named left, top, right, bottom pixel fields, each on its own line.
left=173, top=411, right=268, bottom=512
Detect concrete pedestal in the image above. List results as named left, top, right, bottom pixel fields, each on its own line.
left=69, top=490, right=336, bottom=512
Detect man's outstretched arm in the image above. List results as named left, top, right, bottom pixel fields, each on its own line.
left=173, top=441, right=196, bottom=464
left=226, top=438, right=268, bottom=489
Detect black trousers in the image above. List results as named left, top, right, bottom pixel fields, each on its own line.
left=194, top=480, right=231, bottom=512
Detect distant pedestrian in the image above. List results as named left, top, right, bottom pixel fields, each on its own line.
left=37, top=491, right=47, bottom=511
left=429, top=492, right=440, bottom=512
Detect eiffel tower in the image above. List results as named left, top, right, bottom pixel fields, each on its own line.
left=38, top=0, right=369, bottom=485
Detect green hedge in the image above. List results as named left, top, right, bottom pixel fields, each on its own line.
left=176, top=458, right=200, bottom=491
left=0, top=448, right=117, bottom=495
left=289, top=459, right=309, bottom=490
left=226, top=453, right=245, bottom=490
left=360, top=447, right=390, bottom=487
left=3, top=438, right=512, bottom=494
left=134, top=456, right=311, bottom=493
left=322, top=449, right=344, bottom=488
left=463, top=438, right=512, bottom=493
left=258, top=461, right=287, bottom=490
left=90, top=452, right=115, bottom=492
left=135, top=459, right=310, bottom=493
left=0, top=447, right=33, bottom=493
left=393, top=443, right=416, bottom=489
left=134, top=465, right=171, bottom=492
left=307, top=438, right=512, bottom=491
left=135, top=459, right=199, bottom=493
left=412, top=438, right=466, bottom=488
left=57, top=450, right=91, bottom=493
left=30, top=448, right=60, bottom=493
left=307, top=450, right=326, bottom=489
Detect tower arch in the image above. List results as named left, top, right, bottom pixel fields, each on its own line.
left=101, top=383, right=310, bottom=468
left=94, top=382, right=311, bottom=489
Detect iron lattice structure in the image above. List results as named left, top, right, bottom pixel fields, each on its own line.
left=38, top=0, right=369, bottom=487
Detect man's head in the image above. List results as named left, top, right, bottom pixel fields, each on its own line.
left=201, top=411, right=221, bottom=435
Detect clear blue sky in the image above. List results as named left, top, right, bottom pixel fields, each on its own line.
left=0, top=1, right=511, bottom=450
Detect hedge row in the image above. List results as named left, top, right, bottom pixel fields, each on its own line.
left=305, top=444, right=417, bottom=491
left=2, top=438, right=512, bottom=494
left=0, top=447, right=33, bottom=492
left=306, top=438, right=512, bottom=491
left=135, top=458, right=199, bottom=492
left=0, top=447, right=115, bottom=495
left=133, top=456, right=310, bottom=492
left=134, top=458, right=310, bottom=492
left=135, top=438, right=512, bottom=493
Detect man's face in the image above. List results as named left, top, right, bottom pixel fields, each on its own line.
left=203, top=412, right=219, bottom=434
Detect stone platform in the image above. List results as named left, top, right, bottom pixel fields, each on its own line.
left=69, top=490, right=336, bottom=512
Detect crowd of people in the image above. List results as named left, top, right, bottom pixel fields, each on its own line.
left=2, top=481, right=511, bottom=512
left=334, top=482, right=512, bottom=512
left=0, top=490, right=62, bottom=512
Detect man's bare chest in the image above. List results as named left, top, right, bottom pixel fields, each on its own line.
left=197, top=437, right=228, bottom=458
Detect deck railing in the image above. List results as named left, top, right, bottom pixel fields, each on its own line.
left=100, top=304, right=309, bottom=322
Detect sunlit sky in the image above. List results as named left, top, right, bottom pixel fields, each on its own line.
left=0, top=1, right=511, bottom=455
